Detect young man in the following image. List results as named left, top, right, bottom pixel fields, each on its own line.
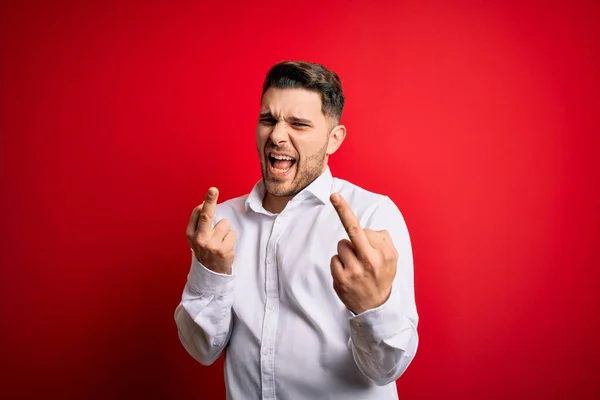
left=174, top=61, right=419, bottom=399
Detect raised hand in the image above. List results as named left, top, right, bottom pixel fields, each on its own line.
left=186, top=187, right=236, bottom=275
left=330, top=193, right=398, bottom=314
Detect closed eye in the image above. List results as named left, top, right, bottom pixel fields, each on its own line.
left=260, top=118, right=277, bottom=125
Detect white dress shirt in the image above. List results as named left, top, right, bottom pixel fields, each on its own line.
left=174, top=167, right=419, bottom=400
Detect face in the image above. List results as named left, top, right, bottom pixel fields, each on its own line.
left=256, top=87, right=345, bottom=198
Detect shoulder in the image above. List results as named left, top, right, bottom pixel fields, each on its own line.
left=331, top=177, right=405, bottom=227
left=213, top=193, right=249, bottom=222
left=331, top=177, right=391, bottom=212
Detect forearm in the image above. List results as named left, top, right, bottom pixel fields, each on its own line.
left=174, top=253, right=236, bottom=366
left=348, top=286, right=419, bottom=385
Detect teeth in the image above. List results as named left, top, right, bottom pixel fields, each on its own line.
left=271, top=154, right=294, bottom=161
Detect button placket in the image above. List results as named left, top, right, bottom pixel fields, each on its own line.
left=259, top=214, right=285, bottom=400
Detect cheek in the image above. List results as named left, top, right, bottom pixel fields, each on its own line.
left=295, top=137, right=320, bottom=158
left=288, top=135, right=304, bottom=156
left=256, top=127, right=269, bottom=147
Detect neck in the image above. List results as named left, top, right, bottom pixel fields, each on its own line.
left=262, top=193, right=293, bottom=214
left=261, top=164, right=329, bottom=214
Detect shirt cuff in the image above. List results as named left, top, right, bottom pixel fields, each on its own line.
left=186, top=250, right=236, bottom=295
left=347, top=287, right=406, bottom=343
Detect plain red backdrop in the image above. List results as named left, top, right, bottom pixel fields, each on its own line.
left=1, top=1, right=599, bottom=399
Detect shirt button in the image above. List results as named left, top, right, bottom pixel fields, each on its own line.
left=263, top=348, right=271, bottom=355
left=268, top=305, right=276, bottom=311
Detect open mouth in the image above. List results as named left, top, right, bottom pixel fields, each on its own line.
left=268, top=153, right=297, bottom=174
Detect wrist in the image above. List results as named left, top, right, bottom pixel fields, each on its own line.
left=188, top=254, right=236, bottom=295
left=212, top=266, right=233, bottom=275
left=192, top=249, right=233, bottom=275
left=350, top=289, right=392, bottom=315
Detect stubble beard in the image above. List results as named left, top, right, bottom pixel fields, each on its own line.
left=261, top=138, right=329, bottom=198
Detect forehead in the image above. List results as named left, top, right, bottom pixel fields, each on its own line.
left=260, top=87, right=323, bottom=118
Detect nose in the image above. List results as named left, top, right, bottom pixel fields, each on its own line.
left=270, top=121, right=289, bottom=145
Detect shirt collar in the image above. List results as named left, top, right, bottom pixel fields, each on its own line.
left=245, top=166, right=333, bottom=214
left=303, top=166, right=333, bottom=205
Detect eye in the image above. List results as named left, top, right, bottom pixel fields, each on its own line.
left=260, top=118, right=276, bottom=125
left=292, top=123, right=308, bottom=127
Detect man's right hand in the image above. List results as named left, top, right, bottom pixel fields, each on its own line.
left=186, top=187, right=236, bottom=275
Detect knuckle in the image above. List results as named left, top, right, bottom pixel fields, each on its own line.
left=346, top=224, right=361, bottom=237
left=196, top=237, right=209, bottom=249
left=386, top=250, right=397, bottom=262
left=361, top=260, right=374, bottom=271
left=353, top=265, right=367, bottom=278
left=382, top=246, right=398, bottom=262
left=215, top=249, right=225, bottom=258
left=364, top=230, right=376, bottom=241
left=199, top=213, right=212, bottom=223
left=360, top=252, right=374, bottom=266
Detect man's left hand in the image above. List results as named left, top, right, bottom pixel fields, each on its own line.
left=329, top=193, right=398, bottom=315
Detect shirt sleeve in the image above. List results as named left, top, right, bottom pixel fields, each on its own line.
left=347, top=195, right=419, bottom=386
left=174, top=249, right=236, bottom=366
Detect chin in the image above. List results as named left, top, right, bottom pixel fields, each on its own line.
left=264, top=181, right=296, bottom=198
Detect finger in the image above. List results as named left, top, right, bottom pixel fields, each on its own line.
left=197, top=187, right=219, bottom=235
left=364, top=229, right=385, bottom=249
left=212, top=218, right=231, bottom=242
left=330, top=254, right=345, bottom=281
left=186, top=203, right=204, bottom=239
left=223, top=229, right=237, bottom=248
left=330, top=193, right=373, bottom=256
left=337, top=239, right=361, bottom=272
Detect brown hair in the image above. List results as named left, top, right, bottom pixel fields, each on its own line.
left=261, top=60, right=345, bottom=122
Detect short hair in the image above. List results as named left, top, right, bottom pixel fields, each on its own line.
left=261, top=60, right=345, bottom=122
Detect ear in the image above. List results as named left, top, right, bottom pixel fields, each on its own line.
left=326, top=124, right=347, bottom=155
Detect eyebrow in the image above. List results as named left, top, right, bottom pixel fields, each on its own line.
left=259, top=111, right=313, bottom=126
left=259, top=111, right=274, bottom=119
left=287, top=116, right=313, bottom=125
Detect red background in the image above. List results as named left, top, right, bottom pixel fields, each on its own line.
left=1, top=1, right=599, bottom=399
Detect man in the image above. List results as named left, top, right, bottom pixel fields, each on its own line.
left=174, top=61, right=419, bottom=399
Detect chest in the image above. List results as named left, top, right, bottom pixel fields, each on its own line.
left=232, top=204, right=351, bottom=312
